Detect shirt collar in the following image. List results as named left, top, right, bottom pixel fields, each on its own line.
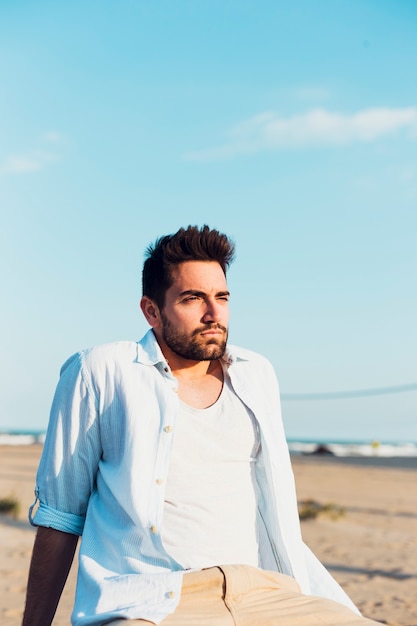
left=222, top=344, right=251, bottom=366
left=135, top=329, right=168, bottom=366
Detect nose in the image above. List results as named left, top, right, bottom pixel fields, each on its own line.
left=202, top=298, right=223, bottom=324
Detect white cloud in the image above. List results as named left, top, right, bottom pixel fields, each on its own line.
left=42, top=131, right=65, bottom=144
left=2, top=154, right=44, bottom=174
left=1, top=150, right=59, bottom=174
left=186, top=106, right=417, bottom=161
left=0, top=133, right=64, bottom=175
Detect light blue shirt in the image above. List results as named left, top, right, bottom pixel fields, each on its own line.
left=31, top=330, right=358, bottom=625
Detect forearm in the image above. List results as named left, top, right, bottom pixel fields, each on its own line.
left=22, top=526, right=79, bottom=626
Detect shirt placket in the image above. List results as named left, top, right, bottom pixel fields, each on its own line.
left=148, top=366, right=179, bottom=542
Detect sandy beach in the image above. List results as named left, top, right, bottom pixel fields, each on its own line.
left=1, top=445, right=416, bottom=626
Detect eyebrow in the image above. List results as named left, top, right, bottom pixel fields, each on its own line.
left=179, top=289, right=230, bottom=298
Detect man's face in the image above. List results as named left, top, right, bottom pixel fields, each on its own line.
left=158, top=260, right=230, bottom=362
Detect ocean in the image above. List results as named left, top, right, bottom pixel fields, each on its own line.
left=287, top=438, right=417, bottom=458
left=1, top=430, right=416, bottom=459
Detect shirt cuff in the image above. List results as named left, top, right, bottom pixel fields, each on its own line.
left=30, top=501, right=85, bottom=536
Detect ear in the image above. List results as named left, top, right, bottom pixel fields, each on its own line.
left=140, top=296, right=162, bottom=328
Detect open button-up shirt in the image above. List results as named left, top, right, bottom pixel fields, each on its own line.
left=31, top=330, right=357, bottom=625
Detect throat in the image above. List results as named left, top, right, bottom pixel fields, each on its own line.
left=176, top=360, right=224, bottom=409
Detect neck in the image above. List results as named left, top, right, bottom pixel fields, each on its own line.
left=172, top=359, right=224, bottom=409
left=170, top=357, right=222, bottom=381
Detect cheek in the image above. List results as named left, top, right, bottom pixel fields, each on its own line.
left=221, top=304, right=230, bottom=323
left=169, top=310, right=198, bottom=329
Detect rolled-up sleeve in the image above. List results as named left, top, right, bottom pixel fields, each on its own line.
left=30, top=350, right=102, bottom=535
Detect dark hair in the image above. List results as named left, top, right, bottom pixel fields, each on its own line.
left=142, top=225, right=235, bottom=309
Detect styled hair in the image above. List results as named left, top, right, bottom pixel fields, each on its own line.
left=142, top=225, right=235, bottom=309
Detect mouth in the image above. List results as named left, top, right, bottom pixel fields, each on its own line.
left=197, top=324, right=227, bottom=337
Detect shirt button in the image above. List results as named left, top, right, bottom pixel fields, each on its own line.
left=155, top=478, right=163, bottom=485
left=164, top=425, right=172, bottom=433
left=150, top=525, right=158, bottom=534
left=167, top=591, right=176, bottom=599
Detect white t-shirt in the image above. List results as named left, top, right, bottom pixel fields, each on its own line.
left=162, top=373, right=260, bottom=569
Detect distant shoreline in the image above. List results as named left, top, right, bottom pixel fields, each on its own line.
left=291, top=453, right=417, bottom=470
left=0, top=439, right=414, bottom=470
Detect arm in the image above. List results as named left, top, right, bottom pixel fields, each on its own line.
left=22, top=526, right=79, bottom=626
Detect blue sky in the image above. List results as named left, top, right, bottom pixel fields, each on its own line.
left=1, top=0, right=416, bottom=441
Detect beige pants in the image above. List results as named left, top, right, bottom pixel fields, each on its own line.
left=107, top=565, right=382, bottom=625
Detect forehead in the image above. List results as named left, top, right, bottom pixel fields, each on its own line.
left=169, top=261, right=227, bottom=291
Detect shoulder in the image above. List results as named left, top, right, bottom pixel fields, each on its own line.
left=84, top=340, right=139, bottom=362
left=60, top=341, right=139, bottom=377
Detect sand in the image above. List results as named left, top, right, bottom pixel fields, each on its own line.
left=0, top=445, right=416, bottom=626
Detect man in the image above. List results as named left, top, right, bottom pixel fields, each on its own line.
left=23, top=225, right=381, bottom=626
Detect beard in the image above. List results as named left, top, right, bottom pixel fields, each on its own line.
left=160, top=313, right=228, bottom=361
